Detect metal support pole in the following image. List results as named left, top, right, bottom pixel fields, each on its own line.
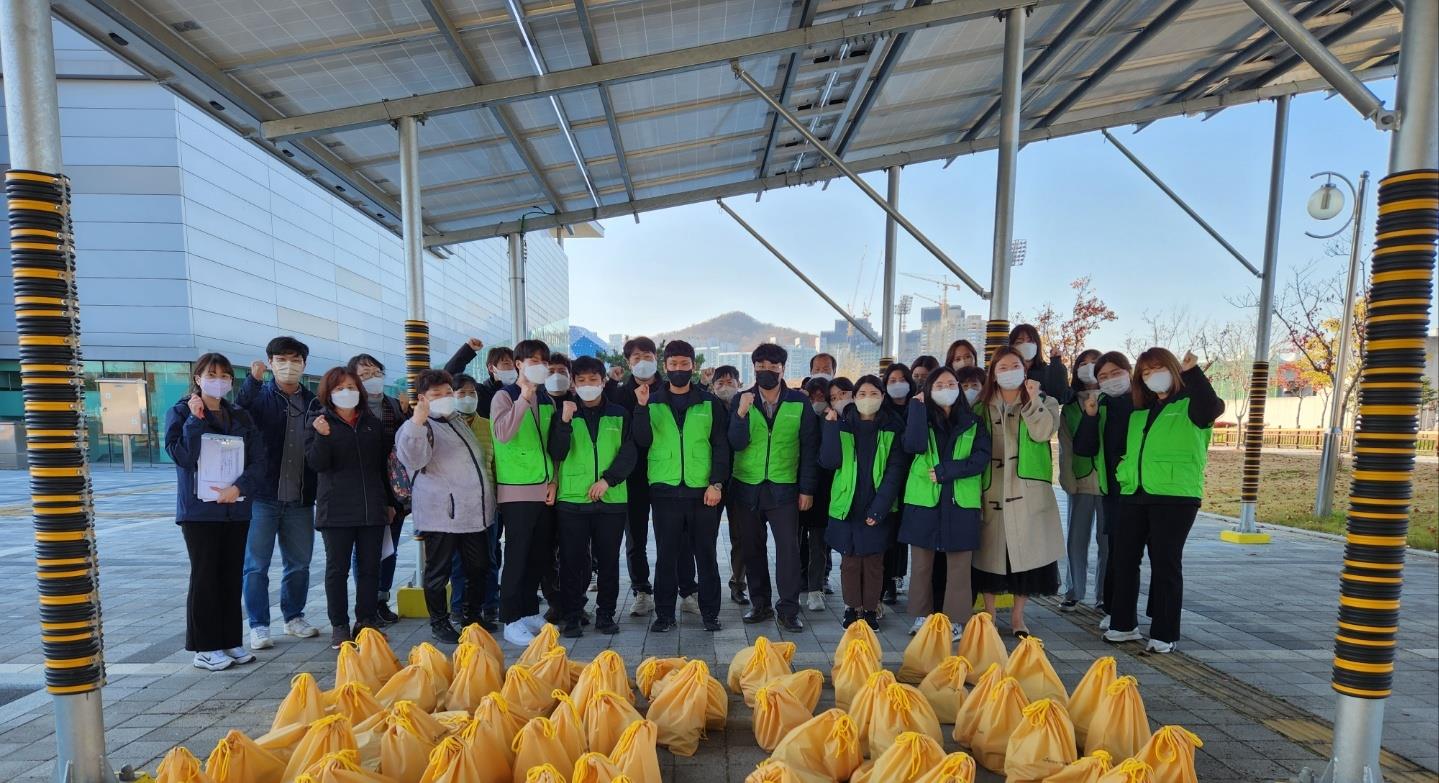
left=1320, top=0, right=1437, bottom=778
left=730, top=61, right=987, bottom=297
left=121, top=435, right=133, bottom=474
left=1, top=2, right=116, bottom=782
left=1101, top=129, right=1262, bottom=277
left=1232, top=95, right=1289, bottom=543
left=1314, top=171, right=1368, bottom=519
left=508, top=233, right=527, bottom=342
left=1240, top=0, right=1395, bottom=128
left=882, top=167, right=900, bottom=362
left=398, top=115, right=430, bottom=402
left=986, top=8, right=1024, bottom=359
left=719, top=200, right=881, bottom=344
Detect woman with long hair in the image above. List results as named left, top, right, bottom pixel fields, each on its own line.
left=1073, top=351, right=1136, bottom=629
left=1058, top=349, right=1106, bottom=613
left=879, top=362, right=915, bottom=606
left=945, top=340, right=981, bottom=372
left=1008, top=323, right=1072, bottom=403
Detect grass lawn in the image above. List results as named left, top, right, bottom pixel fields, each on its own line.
left=1201, top=448, right=1438, bottom=551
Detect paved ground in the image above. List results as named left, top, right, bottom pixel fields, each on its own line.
left=0, top=466, right=1434, bottom=782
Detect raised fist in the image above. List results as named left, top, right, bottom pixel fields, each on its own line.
left=562, top=401, right=578, bottom=422
left=188, top=395, right=206, bottom=419
left=634, top=383, right=650, bottom=407
left=1181, top=351, right=1199, bottom=372
left=1082, top=395, right=1099, bottom=416
left=825, top=407, right=838, bottom=422
left=411, top=395, right=430, bottom=423
left=1024, top=378, right=1041, bottom=399
left=737, top=392, right=754, bottom=417
left=467, top=337, right=484, bottom=351
left=250, top=361, right=267, bottom=381
left=312, top=416, right=331, bottom=436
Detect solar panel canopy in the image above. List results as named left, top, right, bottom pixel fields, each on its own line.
left=52, top=0, right=1403, bottom=246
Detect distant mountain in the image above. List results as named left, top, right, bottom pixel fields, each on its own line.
left=658, top=311, right=816, bottom=351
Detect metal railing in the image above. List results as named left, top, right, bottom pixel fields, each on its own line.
left=1210, top=426, right=1438, bottom=456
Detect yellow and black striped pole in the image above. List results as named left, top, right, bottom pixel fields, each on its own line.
left=397, top=115, right=428, bottom=402
left=984, top=319, right=1011, bottom=362
left=1228, top=360, right=1271, bottom=541
left=404, top=319, right=430, bottom=403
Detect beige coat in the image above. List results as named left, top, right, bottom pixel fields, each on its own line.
left=976, top=394, right=1064, bottom=575
left=1058, top=393, right=1103, bottom=496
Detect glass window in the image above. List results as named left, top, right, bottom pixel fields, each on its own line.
left=147, top=361, right=194, bottom=466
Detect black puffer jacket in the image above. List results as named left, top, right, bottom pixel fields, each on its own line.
left=306, top=407, right=392, bottom=528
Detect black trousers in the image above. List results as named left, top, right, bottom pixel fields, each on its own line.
left=499, top=502, right=554, bottom=623
left=558, top=508, right=625, bottom=620
left=321, top=525, right=385, bottom=629
left=1099, top=494, right=1123, bottom=611
left=798, top=524, right=832, bottom=592
left=423, top=530, right=490, bottom=624
left=1109, top=501, right=1198, bottom=643
left=725, top=499, right=746, bottom=591
left=882, top=511, right=907, bottom=583
left=624, top=483, right=653, bottom=594
left=182, top=521, right=249, bottom=652
left=652, top=497, right=722, bottom=621
left=734, top=501, right=802, bottom=618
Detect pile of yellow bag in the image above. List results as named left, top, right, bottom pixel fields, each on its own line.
left=749, top=612, right=1204, bottom=783
left=148, top=623, right=734, bottom=783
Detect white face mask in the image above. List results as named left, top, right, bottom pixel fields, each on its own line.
left=886, top=382, right=911, bottom=399
left=631, top=359, right=657, bottom=380
left=811, top=372, right=833, bottom=383
left=713, top=386, right=737, bottom=402
left=964, top=387, right=981, bottom=405
left=330, top=388, right=360, bottom=410
left=545, top=374, right=570, bottom=394
left=576, top=384, right=604, bottom=402
left=1078, top=364, right=1097, bottom=385
left=522, top=362, right=549, bottom=385
left=271, top=361, right=304, bottom=384
left=1144, top=370, right=1174, bottom=394
left=428, top=396, right=456, bottom=418
left=996, top=368, right=1026, bottom=390
left=835, top=399, right=852, bottom=414
left=1014, top=342, right=1038, bottom=362
left=362, top=376, right=385, bottom=396
left=1100, top=375, right=1131, bottom=397
left=494, top=368, right=518, bottom=385
left=931, top=387, right=961, bottom=407
left=854, top=397, right=883, bottom=416
left=812, top=401, right=829, bottom=416
left=455, top=395, right=479, bottom=415
left=952, top=357, right=975, bottom=370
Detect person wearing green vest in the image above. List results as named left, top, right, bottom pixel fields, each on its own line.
left=1101, top=347, right=1223, bottom=655
left=607, top=336, right=663, bottom=618
left=974, top=346, right=1063, bottom=639
left=545, top=356, right=637, bottom=639
left=490, top=339, right=562, bottom=647
left=1074, top=351, right=1136, bottom=632
left=1010, top=323, right=1073, bottom=403
left=728, top=343, right=819, bottom=632
left=799, top=376, right=837, bottom=611
left=879, top=362, right=916, bottom=608
left=631, top=340, right=731, bottom=633
left=710, top=365, right=749, bottom=606
left=819, top=375, right=911, bottom=629
left=1059, top=349, right=1108, bottom=615
left=898, top=367, right=991, bottom=637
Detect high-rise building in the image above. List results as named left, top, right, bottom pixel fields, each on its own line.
left=819, top=317, right=882, bottom=378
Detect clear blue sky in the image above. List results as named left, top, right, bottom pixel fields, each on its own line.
left=567, top=79, right=1430, bottom=351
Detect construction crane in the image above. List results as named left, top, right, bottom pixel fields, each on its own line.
left=845, top=248, right=871, bottom=340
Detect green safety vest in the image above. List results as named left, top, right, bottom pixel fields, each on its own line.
left=829, top=428, right=897, bottom=519
left=733, top=399, right=803, bottom=485
left=494, top=398, right=554, bottom=486
left=904, top=424, right=982, bottom=509
left=556, top=413, right=628, bottom=504
left=1063, top=402, right=1109, bottom=494
left=981, top=415, right=1053, bottom=491
left=1115, top=398, right=1212, bottom=499
left=647, top=401, right=714, bottom=488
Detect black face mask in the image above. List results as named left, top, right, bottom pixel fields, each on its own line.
left=756, top=370, right=781, bottom=390
left=667, top=370, right=693, bottom=388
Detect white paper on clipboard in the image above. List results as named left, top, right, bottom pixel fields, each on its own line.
left=197, top=433, right=245, bottom=502
left=381, top=530, right=395, bottom=560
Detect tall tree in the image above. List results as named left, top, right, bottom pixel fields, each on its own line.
left=1020, top=276, right=1118, bottom=361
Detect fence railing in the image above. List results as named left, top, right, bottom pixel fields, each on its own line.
left=1210, top=427, right=1438, bottom=457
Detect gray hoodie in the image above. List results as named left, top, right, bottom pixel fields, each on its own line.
left=396, top=415, right=496, bottom=534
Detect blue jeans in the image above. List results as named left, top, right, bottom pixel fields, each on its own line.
left=483, top=516, right=502, bottom=612
left=243, top=499, right=315, bottom=628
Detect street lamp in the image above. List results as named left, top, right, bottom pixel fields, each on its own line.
left=1308, top=170, right=1368, bottom=519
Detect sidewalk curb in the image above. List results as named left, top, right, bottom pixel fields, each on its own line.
left=1200, top=511, right=1439, bottom=559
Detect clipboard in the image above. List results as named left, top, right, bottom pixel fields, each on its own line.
left=197, top=432, right=246, bottom=502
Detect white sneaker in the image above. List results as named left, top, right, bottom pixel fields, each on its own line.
left=503, top=621, right=536, bottom=647
left=1098, top=614, right=1111, bottom=632
left=521, top=613, right=547, bottom=633
left=805, top=591, right=825, bottom=612
left=909, top=615, right=927, bottom=636
left=630, top=592, right=654, bottom=617
left=1147, top=639, right=1177, bottom=654
left=224, top=647, right=256, bottom=664
left=951, top=623, right=962, bottom=642
left=681, top=595, right=701, bottom=615
left=285, top=618, right=319, bottom=639
left=1103, top=628, right=1144, bottom=644
left=249, top=627, right=273, bottom=650
left=193, top=651, right=234, bottom=671
left=875, top=603, right=885, bottom=620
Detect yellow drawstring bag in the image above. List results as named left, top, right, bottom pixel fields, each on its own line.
left=502, top=664, right=560, bottom=720
left=518, top=623, right=561, bottom=667
left=1005, top=637, right=1068, bottom=705
left=853, top=730, right=946, bottom=783
left=728, top=636, right=796, bottom=706
left=832, top=638, right=882, bottom=711
left=474, top=692, right=527, bottom=762
left=635, top=656, right=687, bottom=700
left=445, top=643, right=503, bottom=712
left=770, top=709, right=863, bottom=783
left=608, top=719, right=662, bottom=783
left=296, top=749, right=394, bottom=783
left=551, top=691, right=588, bottom=768
left=848, top=669, right=897, bottom=757
left=205, top=730, right=286, bottom=783
left=283, top=715, right=358, bottom=783
left=1095, top=759, right=1155, bottom=783
left=956, top=613, right=1007, bottom=685
left=376, top=665, right=442, bottom=713
left=407, top=643, right=454, bottom=688
left=512, top=717, right=573, bottom=783
left=645, top=659, right=724, bottom=757
left=768, top=669, right=824, bottom=712
left=743, top=759, right=805, bottom=783
left=1135, top=726, right=1202, bottom=783
left=1067, top=658, right=1117, bottom=749
left=1044, top=751, right=1113, bottom=783
left=458, top=623, right=504, bottom=671
left=919, top=656, right=972, bottom=724
left=356, top=627, right=402, bottom=684
left=336, top=641, right=383, bottom=693
left=1004, top=698, right=1078, bottom=783
left=571, top=650, right=633, bottom=713
left=453, top=718, right=512, bottom=783
left=333, top=682, right=385, bottom=727
left=899, top=612, right=954, bottom=684
left=866, top=682, right=944, bottom=760
left=256, top=722, right=310, bottom=762
left=914, top=751, right=978, bottom=783
left=837, top=620, right=882, bottom=665
left=379, top=703, right=447, bottom=783
left=969, top=677, right=1030, bottom=772
left=572, top=752, right=623, bottom=783
left=523, top=764, right=567, bottom=783
left=752, top=684, right=813, bottom=752
left=1084, top=677, right=1150, bottom=762
left=274, top=673, right=327, bottom=732
left=583, top=690, right=644, bottom=756
left=416, top=737, right=466, bottom=783
left=157, top=747, right=216, bottom=783
left=531, top=644, right=575, bottom=694
left=952, top=663, right=1003, bottom=747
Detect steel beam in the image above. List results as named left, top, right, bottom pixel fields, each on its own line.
left=757, top=0, right=820, bottom=178
left=719, top=200, right=881, bottom=344
left=508, top=234, right=527, bottom=342
left=882, top=167, right=900, bottom=360
left=1101, top=129, right=1262, bottom=276
left=574, top=0, right=638, bottom=209
left=988, top=8, right=1024, bottom=325
left=832, top=0, right=933, bottom=158
left=1237, top=0, right=1396, bottom=95
left=400, top=116, right=426, bottom=322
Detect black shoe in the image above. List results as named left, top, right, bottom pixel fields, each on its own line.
left=330, top=626, right=352, bottom=650
left=450, top=611, right=465, bottom=628
left=430, top=621, right=460, bottom=644
left=881, top=581, right=898, bottom=605
left=841, top=608, right=859, bottom=628
left=862, top=610, right=880, bottom=630
left=822, top=584, right=834, bottom=595
left=352, top=619, right=385, bottom=640
left=730, top=585, right=750, bottom=606
left=1059, top=600, right=1078, bottom=613
left=650, top=617, right=677, bottom=633
left=480, top=607, right=498, bottom=624
left=375, top=604, right=400, bottom=626
left=595, top=614, right=619, bottom=635
left=544, top=606, right=562, bottom=624
left=777, top=615, right=804, bottom=633
left=581, top=612, right=591, bottom=627
left=742, top=606, right=775, bottom=624
left=462, top=616, right=499, bottom=633
left=703, top=616, right=722, bottom=632
left=562, top=618, right=583, bottom=639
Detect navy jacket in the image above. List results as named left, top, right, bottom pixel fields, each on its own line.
left=306, top=407, right=392, bottom=528
left=897, top=398, right=991, bottom=552
left=165, top=397, right=267, bottom=523
left=1028, top=357, right=1073, bottom=405
left=726, top=385, right=820, bottom=509
left=236, top=375, right=318, bottom=504
left=819, top=412, right=908, bottom=556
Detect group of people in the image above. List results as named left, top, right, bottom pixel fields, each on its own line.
left=166, top=325, right=1222, bottom=673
